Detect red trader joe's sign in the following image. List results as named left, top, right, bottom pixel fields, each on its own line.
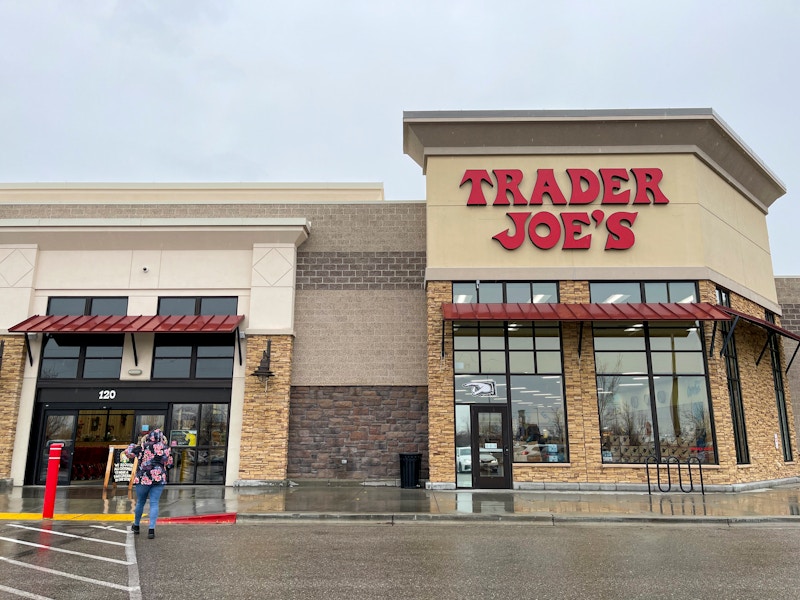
left=460, top=168, right=669, bottom=251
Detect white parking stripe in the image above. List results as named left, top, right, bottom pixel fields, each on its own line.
left=126, top=534, right=142, bottom=600
left=8, top=524, right=128, bottom=546
left=0, top=537, right=132, bottom=565
left=0, top=583, right=54, bottom=600
left=0, top=557, right=137, bottom=592
left=91, top=525, right=130, bottom=535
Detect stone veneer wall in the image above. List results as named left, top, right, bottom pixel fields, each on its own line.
left=775, top=277, right=800, bottom=453
left=426, top=279, right=800, bottom=488
left=718, top=289, right=797, bottom=481
left=426, top=281, right=455, bottom=484
left=286, top=386, right=428, bottom=480
left=0, top=337, right=25, bottom=482
left=239, top=334, right=294, bottom=482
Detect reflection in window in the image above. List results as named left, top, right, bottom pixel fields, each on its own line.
left=40, top=297, right=128, bottom=380
left=169, top=403, right=228, bottom=484
left=153, top=296, right=238, bottom=380
left=511, top=375, right=567, bottom=463
left=453, top=281, right=558, bottom=304
left=594, top=321, right=715, bottom=464
left=152, top=334, right=235, bottom=379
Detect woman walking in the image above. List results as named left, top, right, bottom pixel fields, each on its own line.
left=125, top=428, right=173, bottom=539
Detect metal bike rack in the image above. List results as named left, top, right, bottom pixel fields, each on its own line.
left=646, top=455, right=705, bottom=495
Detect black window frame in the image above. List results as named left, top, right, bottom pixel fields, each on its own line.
left=151, top=296, right=238, bottom=381
left=591, top=281, right=718, bottom=465
left=766, top=311, right=793, bottom=462
left=39, top=296, right=128, bottom=381
left=716, top=288, right=750, bottom=464
left=452, top=281, right=569, bottom=464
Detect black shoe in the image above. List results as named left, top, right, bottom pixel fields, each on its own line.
left=148, top=529, right=155, bottom=539
left=131, top=525, right=140, bottom=535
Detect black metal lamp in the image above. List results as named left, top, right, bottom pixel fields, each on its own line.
left=251, top=340, right=274, bottom=389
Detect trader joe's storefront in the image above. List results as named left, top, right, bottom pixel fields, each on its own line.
left=437, top=279, right=735, bottom=490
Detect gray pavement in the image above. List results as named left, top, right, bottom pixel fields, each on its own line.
left=3, top=479, right=800, bottom=524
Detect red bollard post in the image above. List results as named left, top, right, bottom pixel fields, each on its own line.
left=42, top=443, right=63, bottom=519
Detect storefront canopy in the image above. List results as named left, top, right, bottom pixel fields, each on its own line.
left=9, top=314, right=245, bottom=333
left=716, top=306, right=800, bottom=343
left=717, top=306, right=800, bottom=373
left=9, top=314, right=247, bottom=368
left=441, top=302, right=731, bottom=322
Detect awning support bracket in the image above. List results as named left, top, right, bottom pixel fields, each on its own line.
left=236, top=327, right=243, bottom=366
left=719, top=315, right=740, bottom=357
left=23, top=333, right=33, bottom=366
left=129, top=333, right=139, bottom=367
left=708, top=321, right=717, bottom=358
left=787, top=342, right=800, bottom=374
left=755, top=332, right=773, bottom=367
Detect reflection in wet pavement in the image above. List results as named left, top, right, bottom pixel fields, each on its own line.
left=3, top=481, right=800, bottom=521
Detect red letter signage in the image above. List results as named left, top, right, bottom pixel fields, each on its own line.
left=466, top=167, right=668, bottom=252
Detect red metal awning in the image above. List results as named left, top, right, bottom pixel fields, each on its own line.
left=717, top=306, right=800, bottom=343
left=441, top=302, right=732, bottom=322
left=8, top=314, right=245, bottom=334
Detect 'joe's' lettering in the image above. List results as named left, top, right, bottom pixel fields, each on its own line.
left=460, top=167, right=668, bottom=251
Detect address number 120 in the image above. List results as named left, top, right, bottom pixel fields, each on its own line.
left=98, top=390, right=117, bottom=400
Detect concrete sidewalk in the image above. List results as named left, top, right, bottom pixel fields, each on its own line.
left=3, top=480, right=800, bottom=524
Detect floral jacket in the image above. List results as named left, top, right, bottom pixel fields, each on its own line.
left=125, top=429, right=173, bottom=485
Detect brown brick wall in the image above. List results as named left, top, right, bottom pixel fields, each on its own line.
left=287, top=386, right=428, bottom=480
left=296, top=251, right=425, bottom=290
left=0, top=202, right=427, bottom=253
left=0, top=336, right=25, bottom=481
left=239, top=335, right=294, bottom=481
left=292, top=289, right=427, bottom=386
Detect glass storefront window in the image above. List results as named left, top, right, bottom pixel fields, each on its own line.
left=455, top=374, right=507, bottom=404
left=453, top=281, right=558, bottom=304
left=152, top=333, right=235, bottom=379
left=169, top=403, right=228, bottom=484
left=511, top=375, right=567, bottom=463
left=40, top=297, right=127, bottom=380
left=590, top=280, right=715, bottom=465
left=452, top=281, right=568, bottom=476
left=152, top=345, right=192, bottom=378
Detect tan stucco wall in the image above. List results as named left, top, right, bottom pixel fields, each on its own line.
left=424, top=154, right=777, bottom=308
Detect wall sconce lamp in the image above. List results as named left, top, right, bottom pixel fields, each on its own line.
left=251, top=340, right=274, bottom=391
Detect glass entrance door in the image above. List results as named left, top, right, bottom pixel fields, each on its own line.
left=36, top=411, right=77, bottom=485
left=471, top=406, right=511, bottom=489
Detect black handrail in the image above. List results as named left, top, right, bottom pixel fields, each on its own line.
left=646, top=455, right=705, bottom=495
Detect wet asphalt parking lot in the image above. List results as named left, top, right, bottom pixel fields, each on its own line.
left=4, top=520, right=799, bottom=600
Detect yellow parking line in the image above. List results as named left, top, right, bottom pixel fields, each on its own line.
left=0, top=513, right=133, bottom=521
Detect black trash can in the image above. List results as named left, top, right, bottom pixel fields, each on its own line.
left=399, top=452, right=422, bottom=488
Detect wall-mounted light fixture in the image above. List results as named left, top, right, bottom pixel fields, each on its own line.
left=251, top=339, right=274, bottom=391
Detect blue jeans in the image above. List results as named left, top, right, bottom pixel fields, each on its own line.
left=133, top=484, right=166, bottom=530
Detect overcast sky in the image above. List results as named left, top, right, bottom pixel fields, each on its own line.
left=1, top=1, right=797, bottom=274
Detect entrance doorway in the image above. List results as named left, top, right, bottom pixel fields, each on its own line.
left=31, top=407, right=166, bottom=485
left=471, top=406, right=511, bottom=489
left=455, top=405, right=512, bottom=489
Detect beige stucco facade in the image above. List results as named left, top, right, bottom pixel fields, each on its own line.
left=407, top=109, right=798, bottom=490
